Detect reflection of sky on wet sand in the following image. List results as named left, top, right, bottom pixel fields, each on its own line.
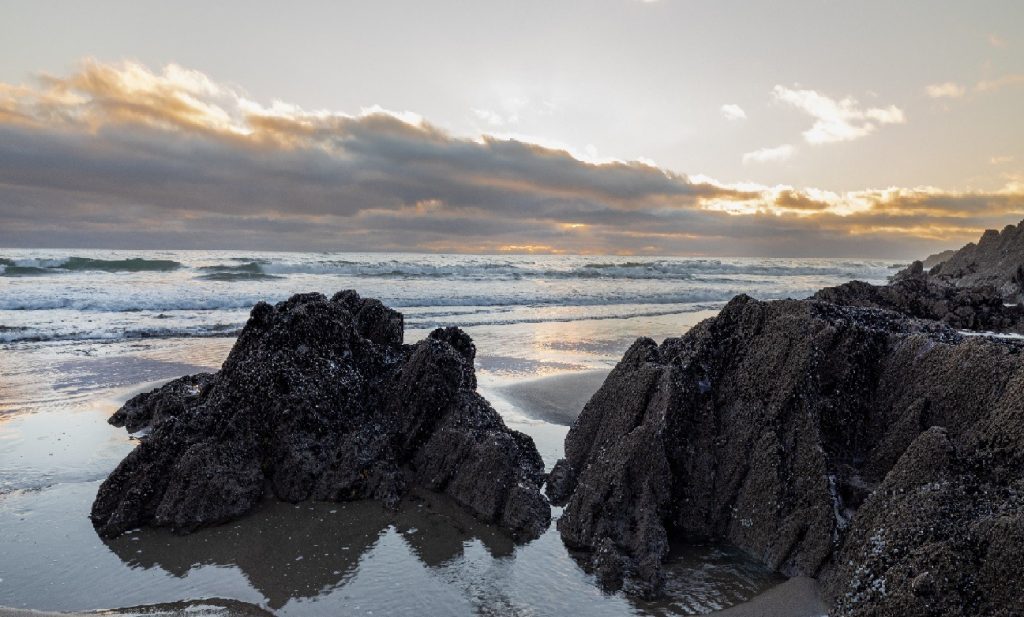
left=0, top=481, right=780, bottom=615
left=0, top=402, right=133, bottom=493
left=0, top=338, right=231, bottom=418
left=0, top=308, right=781, bottom=615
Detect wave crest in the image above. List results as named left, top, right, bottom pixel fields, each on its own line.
left=0, top=256, right=181, bottom=275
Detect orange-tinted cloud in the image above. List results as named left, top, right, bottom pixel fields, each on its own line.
left=0, top=59, right=1022, bottom=258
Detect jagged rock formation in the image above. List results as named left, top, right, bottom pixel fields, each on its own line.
left=92, top=291, right=549, bottom=541
left=819, top=219, right=1024, bottom=333
left=921, top=248, right=956, bottom=269
left=110, top=373, right=217, bottom=433
left=903, top=219, right=1024, bottom=301
left=548, top=295, right=1023, bottom=616
left=813, top=261, right=1024, bottom=333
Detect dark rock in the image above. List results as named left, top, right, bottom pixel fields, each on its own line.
left=921, top=248, right=956, bottom=270
left=92, top=291, right=549, bottom=541
left=545, top=458, right=575, bottom=505
left=109, top=373, right=215, bottom=433
left=551, top=295, right=1024, bottom=615
left=814, top=261, right=1024, bottom=332
left=897, top=218, right=1024, bottom=302
left=824, top=426, right=1024, bottom=616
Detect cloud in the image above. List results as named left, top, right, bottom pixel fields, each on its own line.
left=991, top=155, right=1015, bottom=165
left=926, top=82, right=966, bottom=98
left=472, top=108, right=506, bottom=126
left=0, top=59, right=1022, bottom=258
left=975, top=74, right=1024, bottom=93
left=720, top=103, right=747, bottom=121
left=773, top=190, right=830, bottom=211
left=772, top=85, right=905, bottom=144
left=472, top=97, right=530, bottom=127
left=742, top=144, right=795, bottom=164
left=989, top=33, right=1008, bottom=48
left=923, top=73, right=1024, bottom=98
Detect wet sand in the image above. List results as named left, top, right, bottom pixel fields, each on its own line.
left=1, top=578, right=828, bottom=617
left=709, top=577, right=827, bottom=616
left=0, top=477, right=783, bottom=615
left=491, top=370, right=610, bottom=426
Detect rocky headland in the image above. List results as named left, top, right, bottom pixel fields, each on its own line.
left=925, top=220, right=1024, bottom=301
left=813, top=218, right=1024, bottom=332
left=545, top=223, right=1024, bottom=615
left=813, top=260, right=1024, bottom=333
left=92, top=290, right=550, bottom=541
left=921, top=248, right=956, bottom=270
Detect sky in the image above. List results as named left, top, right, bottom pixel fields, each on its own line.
left=0, top=0, right=1022, bottom=257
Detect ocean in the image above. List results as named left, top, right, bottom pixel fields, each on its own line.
left=0, top=249, right=895, bottom=343
left=0, top=250, right=891, bottom=615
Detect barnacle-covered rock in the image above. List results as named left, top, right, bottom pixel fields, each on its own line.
left=93, top=291, right=549, bottom=541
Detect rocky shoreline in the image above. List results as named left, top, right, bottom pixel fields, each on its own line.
left=92, top=223, right=1024, bottom=616
left=813, top=260, right=1024, bottom=333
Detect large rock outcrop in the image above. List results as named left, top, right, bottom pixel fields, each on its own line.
left=92, top=291, right=549, bottom=541
left=813, top=261, right=1024, bottom=333
left=902, top=218, right=1024, bottom=301
left=548, top=295, right=1023, bottom=615
left=818, top=217, right=1024, bottom=333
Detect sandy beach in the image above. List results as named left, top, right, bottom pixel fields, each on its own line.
left=4, top=4, right=1021, bottom=611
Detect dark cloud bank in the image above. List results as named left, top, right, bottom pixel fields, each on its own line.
left=1, top=60, right=1022, bottom=257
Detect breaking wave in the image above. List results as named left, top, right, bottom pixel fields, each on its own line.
left=253, top=258, right=893, bottom=281
left=0, top=256, right=181, bottom=275
left=0, top=255, right=893, bottom=281
left=196, top=262, right=283, bottom=282
left=0, top=289, right=750, bottom=312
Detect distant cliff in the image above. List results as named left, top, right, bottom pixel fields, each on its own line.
left=921, top=248, right=956, bottom=269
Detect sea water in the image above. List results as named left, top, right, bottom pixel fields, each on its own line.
left=0, top=249, right=895, bottom=343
